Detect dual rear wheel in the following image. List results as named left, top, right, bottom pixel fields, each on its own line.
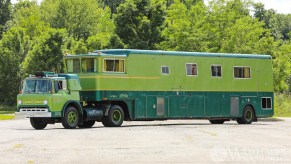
left=209, top=106, right=255, bottom=125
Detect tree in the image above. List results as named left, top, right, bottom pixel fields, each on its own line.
left=220, top=16, right=273, bottom=54
left=0, top=0, right=12, bottom=38
left=114, top=0, right=166, bottom=49
left=40, top=0, right=114, bottom=41
left=161, top=0, right=208, bottom=51
left=273, top=43, right=291, bottom=92
left=0, top=27, right=30, bottom=104
left=23, top=28, right=68, bottom=74
left=9, top=0, right=48, bottom=39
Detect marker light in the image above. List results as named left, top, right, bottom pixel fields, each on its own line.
left=18, top=100, right=22, bottom=105
left=44, top=100, right=48, bottom=105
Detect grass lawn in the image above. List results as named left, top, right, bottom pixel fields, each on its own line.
left=0, top=114, right=15, bottom=120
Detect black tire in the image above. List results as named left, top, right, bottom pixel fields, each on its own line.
left=237, top=106, right=255, bottom=124
left=30, top=118, right=48, bottom=130
left=209, top=120, right=225, bottom=124
left=78, top=120, right=95, bottom=128
left=62, top=106, right=80, bottom=129
left=102, top=105, right=124, bottom=127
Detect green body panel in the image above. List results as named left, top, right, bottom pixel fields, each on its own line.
left=81, top=90, right=273, bottom=119
left=63, top=49, right=274, bottom=120
left=74, top=54, right=273, bottom=93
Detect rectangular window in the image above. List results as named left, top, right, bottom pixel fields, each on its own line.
left=66, top=59, right=80, bottom=73
left=234, top=66, right=251, bottom=78
left=104, top=59, right=125, bottom=73
left=262, top=97, right=272, bottom=109
left=81, top=58, right=95, bottom=72
left=186, top=63, right=198, bottom=76
left=161, top=66, right=169, bottom=75
left=211, top=65, right=222, bottom=77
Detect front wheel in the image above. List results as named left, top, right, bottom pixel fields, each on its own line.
left=62, top=106, right=79, bottom=129
left=237, top=106, right=255, bottom=124
left=102, top=105, right=124, bottom=127
left=30, top=118, right=48, bottom=130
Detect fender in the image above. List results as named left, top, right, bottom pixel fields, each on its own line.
left=62, top=100, right=83, bottom=117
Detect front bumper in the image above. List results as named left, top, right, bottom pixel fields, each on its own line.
left=15, top=108, right=51, bottom=118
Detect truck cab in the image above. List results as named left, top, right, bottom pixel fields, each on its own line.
left=16, top=71, right=83, bottom=129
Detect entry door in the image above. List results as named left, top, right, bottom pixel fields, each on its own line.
left=230, top=97, right=239, bottom=116
left=146, top=96, right=165, bottom=118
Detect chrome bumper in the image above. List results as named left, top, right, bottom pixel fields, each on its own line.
left=15, top=108, right=51, bottom=118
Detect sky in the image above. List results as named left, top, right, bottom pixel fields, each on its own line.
left=10, top=0, right=291, bottom=14
left=253, top=0, right=291, bottom=14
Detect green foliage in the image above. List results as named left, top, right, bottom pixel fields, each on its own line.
left=23, top=28, right=67, bottom=74
left=114, top=0, right=166, bottom=49
left=0, top=0, right=12, bottom=38
left=40, top=0, right=115, bottom=41
left=273, top=42, right=291, bottom=92
left=0, top=27, right=30, bottom=105
left=274, top=93, right=291, bottom=117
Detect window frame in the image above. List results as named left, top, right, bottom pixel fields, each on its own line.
left=161, top=66, right=170, bottom=75
left=233, top=66, right=251, bottom=79
left=185, top=63, right=198, bottom=76
left=81, top=58, right=96, bottom=73
left=103, top=58, right=126, bottom=73
left=261, top=97, right=272, bottom=109
left=210, top=64, right=222, bottom=78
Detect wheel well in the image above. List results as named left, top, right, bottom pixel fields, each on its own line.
left=245, top=104, right=257, bottom=119
left=111, top=101, right=132, bottom=121
left=63, top=101, right=83, bottom=116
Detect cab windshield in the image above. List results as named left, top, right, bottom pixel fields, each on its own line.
left=23, top=79, right=52, bottom=94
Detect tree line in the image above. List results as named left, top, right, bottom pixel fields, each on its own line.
left=0, top=0, right=291, bottom=105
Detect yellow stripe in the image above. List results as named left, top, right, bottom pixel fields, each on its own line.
left=79, top=76, right=160, bottom=79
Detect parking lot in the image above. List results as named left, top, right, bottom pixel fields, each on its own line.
left=0, top=118, right=291, bottom=163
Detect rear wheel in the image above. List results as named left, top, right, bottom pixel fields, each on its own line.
left=78, top=120, right=95, bottom=128
left=62, top=106, right=79, bottom=129
left=209, top=120, right=225, bottom=124
left=237, top=106, right=255, bottom=124
left=30, top=118, right=48, bottom=130
left=102, top=105, right=124, bottom=127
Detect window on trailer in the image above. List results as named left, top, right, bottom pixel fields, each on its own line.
left=161, top=66, right=169, bottom=75
left=186, top=64, right=198, bottom=76
left=211, top=65, right=222, bottom=77
left=81, top=58, right=95, bottom=72
left=66, top=59, right=80, bottom=73
left=104, top=59, right=125, bottom=72
left=234, top=67, right=251, bottom=78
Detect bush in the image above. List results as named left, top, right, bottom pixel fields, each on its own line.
left=274, top=93, right=291, bottom=117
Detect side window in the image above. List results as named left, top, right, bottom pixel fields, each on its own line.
left=161, top=66, right=169, bottom=75
left=234, top=66, right=251, bottom=78
left=186, top=63, right=198, bottom=76
left=81, top=58, right=95, bottom=72
left=262, top=97, right=272, bottom=109
left=66, top=59, right=80, bottom=73
left=104, top=59, right=125, bottom=73
left=54, top=81, right=63, bottom=93
left=211, top=65, right=222, bottom=77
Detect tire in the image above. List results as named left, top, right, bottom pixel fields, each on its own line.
left=62, top=106, right=79, bottom=129
left=237, top=106, right=255, bottom=124
left=78, top=120, right=95, bottom=128
left=102, top=105, right=124, bottom=127
left=209, top=120, right=225, bottom=124
left=30, top=118, right=48, bottom=130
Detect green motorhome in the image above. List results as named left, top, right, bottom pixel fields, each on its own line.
left=16, top=49, right=274, bottom=129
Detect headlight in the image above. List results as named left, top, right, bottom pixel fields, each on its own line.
left=18, top=100, right=22, bottom=105
left=43, top=100, right=48, bottom=105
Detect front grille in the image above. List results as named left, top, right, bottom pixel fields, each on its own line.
left=20, top=108, right=48, bottom=112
